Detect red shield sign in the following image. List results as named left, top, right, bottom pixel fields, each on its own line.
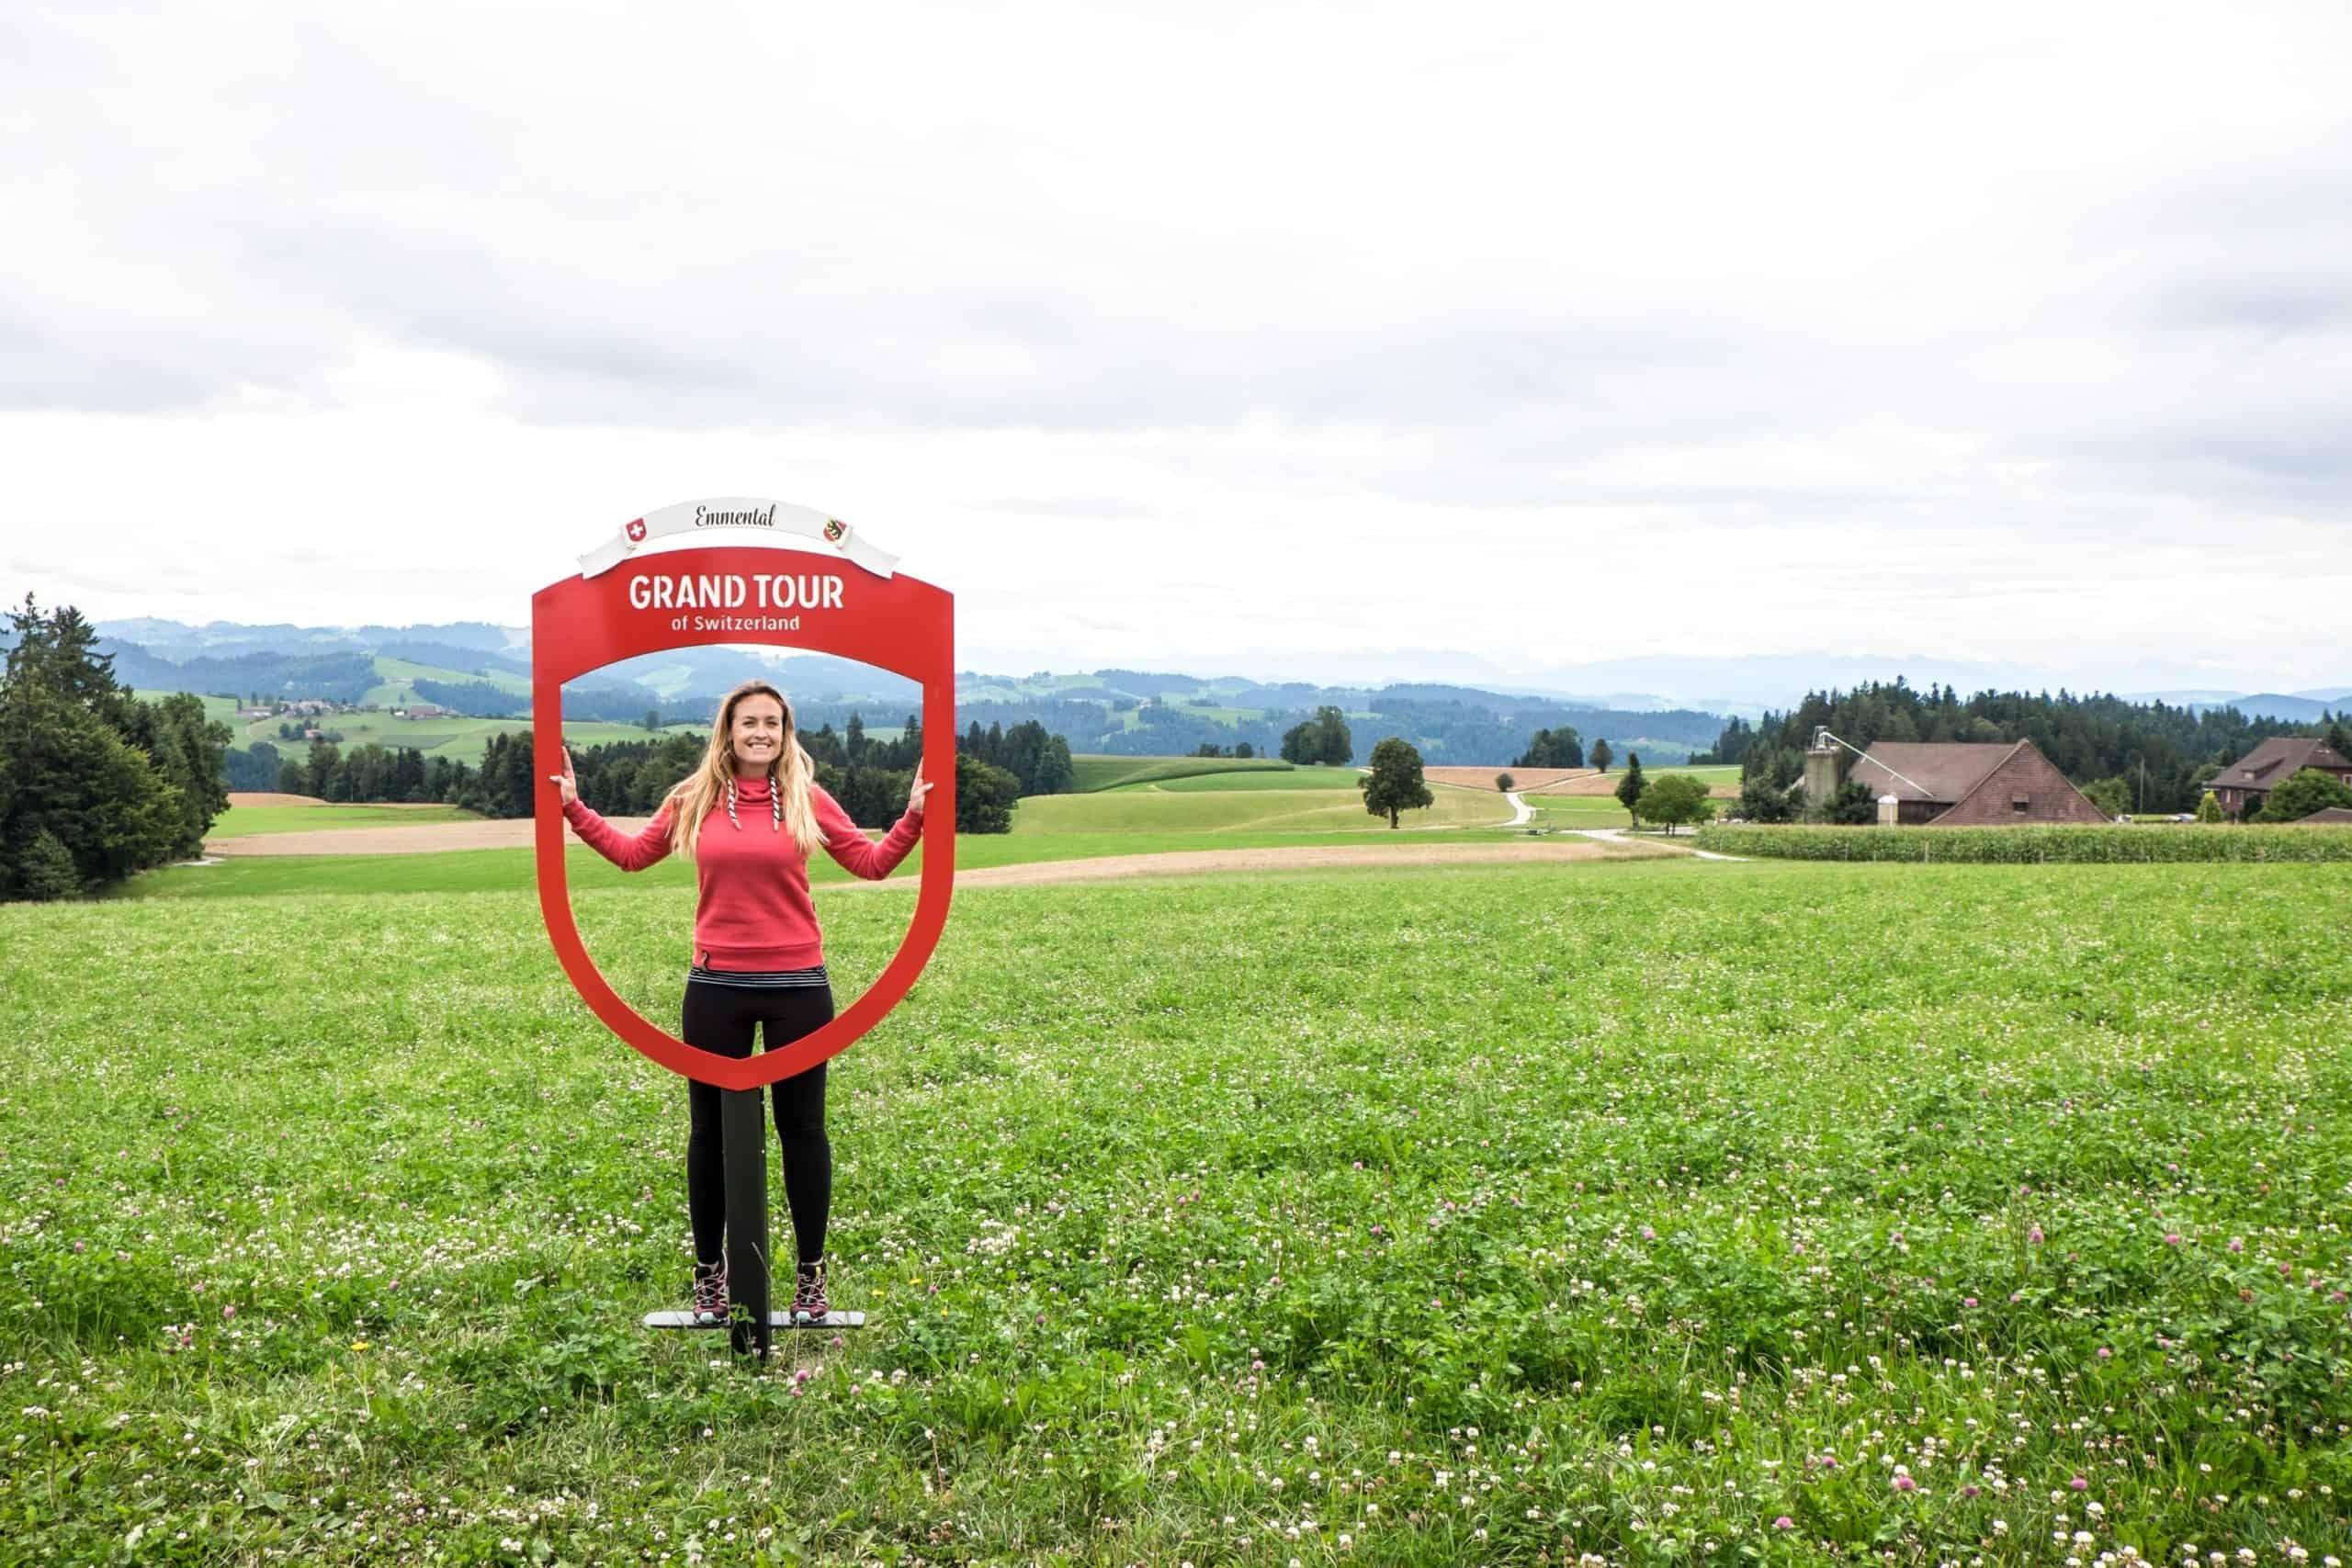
left=625, top=518, right=647, bottom=542
left=531, top=541, right=955, bottom=1090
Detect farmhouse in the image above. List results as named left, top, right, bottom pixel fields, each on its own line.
left=2203, top=737, right=2352, bottom=819
left=1809, top=735, right=2109, bottom=825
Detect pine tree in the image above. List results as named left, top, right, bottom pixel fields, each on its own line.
left=18, top=829, right=81, bottom=900
left=1615, top=752, right=1645, bottom=824
left=1035, top=734, right=1075, bottom=795
left=1313, top=705, right=1353, bottom=766
left=304, top=739, right=342, bottom=799
left=1, top=599, right=188, bottom=898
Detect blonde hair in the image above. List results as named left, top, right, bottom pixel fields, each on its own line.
left=665, top=680, right=821, bottom=859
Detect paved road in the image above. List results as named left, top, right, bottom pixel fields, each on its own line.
left=1502, top=791, right=1534, bottom=826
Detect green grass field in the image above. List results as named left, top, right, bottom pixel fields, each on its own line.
left=9, top=860, right=2352, bottom=1563
left=1111, top=765, right=1364, bottom=794
left=1068, top=755, right=1297, bottom=792
left=1012, top=785, right=1506, bottom=837
left=364, top=657, right=536, bottom=709
left=207, top=804, right=486, bottom=838
left=1524, top=795, right=1641, bottom=826
left=133, top=689, right=244, bottom=723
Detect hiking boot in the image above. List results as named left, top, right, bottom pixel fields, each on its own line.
left=691, top=1259, right=728, bottom=1326
left=790, top=1257, right=830, bottom=1325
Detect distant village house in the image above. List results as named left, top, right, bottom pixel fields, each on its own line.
left=394, top=704, right=447, bottom=719
left=2203, top=737, right=2352, bottom=819
left=1804, top=733, right=2109, bottom=825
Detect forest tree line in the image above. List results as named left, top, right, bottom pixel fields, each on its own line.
left=222, top=710, right=1082, bottom=836
left=1712, top=682, right=2352, bottom=816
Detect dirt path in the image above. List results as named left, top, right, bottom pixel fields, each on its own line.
left=1567, top=826, right=1744, bottom=862
left=907, top=840, right=1631, bottom=888
left=203, top=818, right=1656, bottom=882
left=207, top=817, right=664, bottom=856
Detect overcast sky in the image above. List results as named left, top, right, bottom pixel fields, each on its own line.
left=6, top=1, right=2348, bottom=694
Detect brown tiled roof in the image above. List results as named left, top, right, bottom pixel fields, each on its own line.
left=2210, top=737, right=2351, bottom=790
left=2293, top=807, right=2352, bottom=825
left=1935, top=740, right=2106, bottom=824
left=1849, top=742, right=2022, bottom=804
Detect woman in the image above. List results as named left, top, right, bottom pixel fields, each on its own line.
left=549, top=679, right=930, bottom=1325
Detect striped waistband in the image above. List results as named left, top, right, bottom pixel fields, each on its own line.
left=686, top=963, right=831, bottom=989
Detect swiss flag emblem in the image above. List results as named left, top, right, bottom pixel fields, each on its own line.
left=625, top=518, right=646, bottom=542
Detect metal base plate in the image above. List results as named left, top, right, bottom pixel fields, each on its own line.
left=643, top=1310, right=866, bottom=1331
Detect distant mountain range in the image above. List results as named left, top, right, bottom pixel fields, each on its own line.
left=37, top=617, right=2344, bottom=767
left=2120, top=689, right=2352, bottom=722
left=73, top=618, right=1730, bottom=763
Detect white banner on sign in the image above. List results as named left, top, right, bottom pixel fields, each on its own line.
left=578, top=498, right=899, bottom=580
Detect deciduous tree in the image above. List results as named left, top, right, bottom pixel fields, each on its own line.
left=1360, top=737, right=1433, bottom=829
left=1514, top=728, right=1583, bottom=769
left=2255, top=768, right=2352, bottom=823
left=2081, top=775, right=2131, bottom=818
left=955, top=754, right=1022, bottom=834
left=1638, top=773, right=1715, bottom=834
left=1736, top=773, right=1795, bottom=824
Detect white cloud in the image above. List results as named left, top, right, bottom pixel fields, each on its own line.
left=4, top=0, right=2348, bottom=691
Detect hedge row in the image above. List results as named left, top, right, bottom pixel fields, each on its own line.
left=1690, top=823, right=2352, bottom=863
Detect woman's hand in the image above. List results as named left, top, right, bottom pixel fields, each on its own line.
left=906, top=761, right=933, bottom=817
left=548, top=746, right=577, bottom=807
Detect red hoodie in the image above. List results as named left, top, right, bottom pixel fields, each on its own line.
left=563, top=774, right=922, bottom=969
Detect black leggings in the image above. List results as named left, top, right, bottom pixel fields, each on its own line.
left=681, top=979, right=833, bottom=1269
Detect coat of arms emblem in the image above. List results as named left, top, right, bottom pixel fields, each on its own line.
left=625, top=518, right=647, bottom=542
left=823, top=518, right=846, bottom=543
